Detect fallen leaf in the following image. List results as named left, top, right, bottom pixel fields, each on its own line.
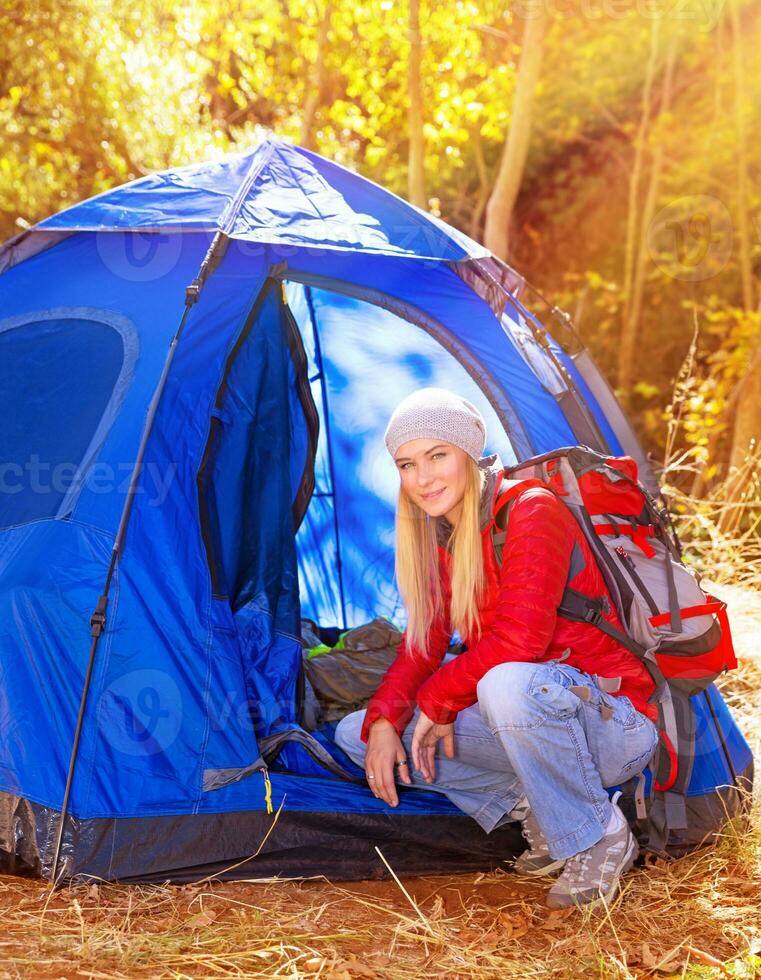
left=540, top=908, right=574, bottom=930
left=332, top=954, right=378, bottom=977
left=369, top=952, right=393, bottom=967
left=498, top=910, right=531, bottom=940
left=184, top=908, right=217, bottom=929
left=303, top=957, right=326, bottom=973
left=292, top=916, right=322, bottom=932
left=428, top=895, right=445, bottom=921
left=735, top=882, right=761, bottom=896
left=640, top=942, right=684, bottom=974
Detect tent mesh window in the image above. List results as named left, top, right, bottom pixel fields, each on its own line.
left=0, top=312, right=128, bottom=530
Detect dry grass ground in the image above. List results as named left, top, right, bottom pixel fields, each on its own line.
left=1, top=585, right=758, bottom=980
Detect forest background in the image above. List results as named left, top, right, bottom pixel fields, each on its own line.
left=1, top=0, right=759, bottom=569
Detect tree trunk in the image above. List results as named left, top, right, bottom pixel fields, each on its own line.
left=719, top=333, right=761, bottom=534
left=725, top=0, right=759, bottom=492
left=469, top=124, right=490, bottom=240
left=407, top=0, right=426, bottom=208
left=483, top=10, right=548, bottom=260
left=727, top=345, right=761, bottom=462
left=300, top=1, right=333, bottom=151
left=618, top=33, right=676, bottom=407
left=691, top=337, right=761, bottom=497
left=729, top=0, right=753, bottom=312
left=617, top=16, right=661, bottom=404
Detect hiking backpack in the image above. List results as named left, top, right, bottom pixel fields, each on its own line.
left=493, top=446, right=744, bottom=856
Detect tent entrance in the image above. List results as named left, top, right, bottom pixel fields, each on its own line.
left=198, top=271, right=519, bottom=638
left=281, top=277, right=519, bottom=634
left=194, top=272, right=518, bottom=748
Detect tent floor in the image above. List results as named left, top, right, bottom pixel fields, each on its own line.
left=0, top=789, right=526, bottom=884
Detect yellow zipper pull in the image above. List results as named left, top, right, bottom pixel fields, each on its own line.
left=262, top=766, right=273, bottom=815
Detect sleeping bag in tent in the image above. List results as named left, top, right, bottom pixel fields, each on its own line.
left=0, top=136, right=752, bottom=883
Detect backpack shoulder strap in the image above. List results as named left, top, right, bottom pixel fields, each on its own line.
left=491, top=477, right=547, bottom=566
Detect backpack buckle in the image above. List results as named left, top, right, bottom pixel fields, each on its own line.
left=583, top=596, right=609, bottom=625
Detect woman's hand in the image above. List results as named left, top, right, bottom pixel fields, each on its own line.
left=365, top=717, right=412, bottom=806
left=411, top=711, right=456, bottom=783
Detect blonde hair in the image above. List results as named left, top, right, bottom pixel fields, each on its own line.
left=395, top=457, right=486, bottom=655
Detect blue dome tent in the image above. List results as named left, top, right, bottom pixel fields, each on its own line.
left=0, top=137, right=751, bottom=883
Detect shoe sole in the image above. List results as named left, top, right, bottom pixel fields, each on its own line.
left=545, top=833, right=639, bottom=909
left=514, top=857, right=567, bottom=878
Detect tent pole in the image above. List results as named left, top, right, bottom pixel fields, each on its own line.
left=50, top=230, right=228, bottom=886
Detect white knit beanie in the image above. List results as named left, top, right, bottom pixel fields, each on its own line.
left=384, top=387, right=487, bottom=461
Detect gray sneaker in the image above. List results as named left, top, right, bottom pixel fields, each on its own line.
left=546, top=806, right=639, bottom=908
left=514, top=808, right=566, bottom=877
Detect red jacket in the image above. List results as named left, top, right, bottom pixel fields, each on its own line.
left=361, top=472, right=657, bottom=742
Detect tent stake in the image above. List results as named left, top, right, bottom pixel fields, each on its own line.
left=50, top=230, right=228, bottom=886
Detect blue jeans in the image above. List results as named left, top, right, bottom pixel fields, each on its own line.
left=335, top=661, right=659, bottom=860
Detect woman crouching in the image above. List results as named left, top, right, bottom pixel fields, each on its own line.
left=336, top=387, right=658, bottom=908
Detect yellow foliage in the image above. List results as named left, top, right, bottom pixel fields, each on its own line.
left=1, top=0, right=759, bottom=490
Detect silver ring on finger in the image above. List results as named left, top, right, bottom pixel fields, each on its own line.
left=367, top=775, right=376, bottom=780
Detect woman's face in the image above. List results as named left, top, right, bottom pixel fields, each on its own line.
left=394, top=438, right=469, bottom=525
